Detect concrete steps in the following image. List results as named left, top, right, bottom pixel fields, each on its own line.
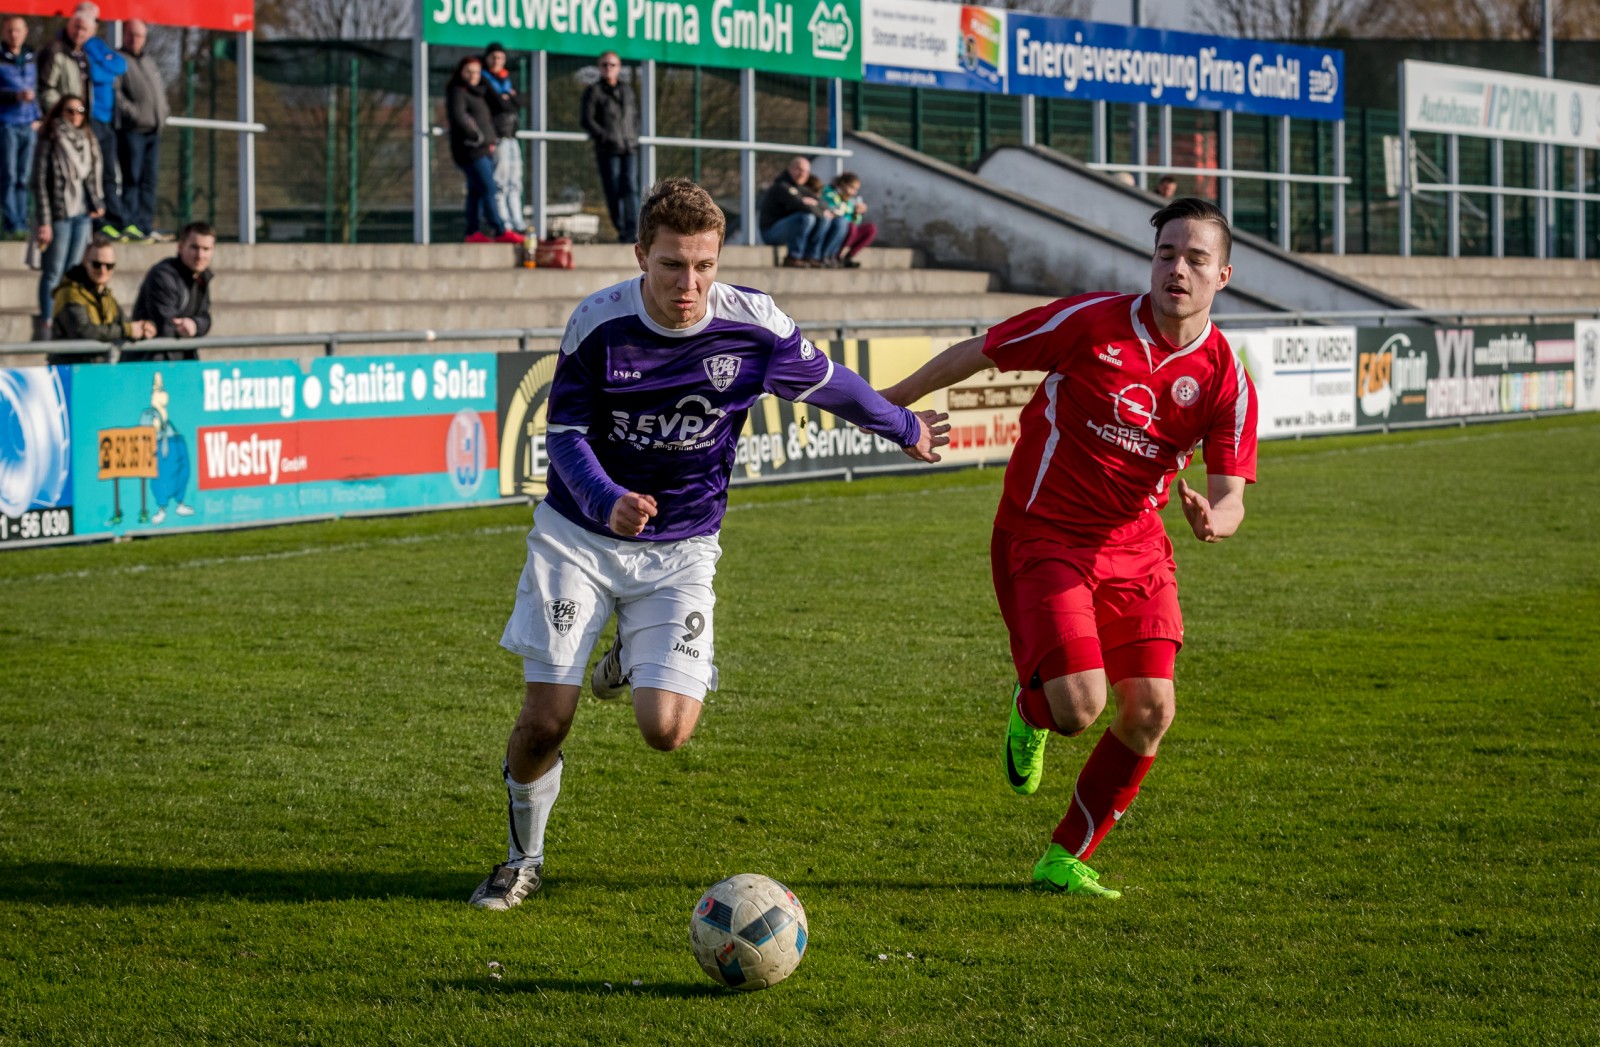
left=1305, top=254, right=1600, bottom=319
left=0, top=240, right=1038, bottom=353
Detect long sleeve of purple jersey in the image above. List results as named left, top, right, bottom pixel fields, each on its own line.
left=796, top=364, right=921, bottom=446
left=763, top=330, right=920, bottom=446
left=546, top=429, right=629, bottom=527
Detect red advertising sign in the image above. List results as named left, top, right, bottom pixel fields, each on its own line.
left=196, top=413, right=499, bottom=491
left=5, top=1, right=254, bottom=31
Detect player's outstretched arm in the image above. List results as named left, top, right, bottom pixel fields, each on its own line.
left=879, top=335, right=992, bottom=407
left=1176, top=475, right=1246, bottom=543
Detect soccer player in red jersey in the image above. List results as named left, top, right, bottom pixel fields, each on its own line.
left=883, top=198, right=1258, bottom=897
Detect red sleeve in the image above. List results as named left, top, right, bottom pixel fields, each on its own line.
left=1204, top=344, right=1259, bottom=482
left=982, top=292, right=1123, bottom=373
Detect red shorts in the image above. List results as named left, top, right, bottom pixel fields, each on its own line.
left=991, top=525, right=1183, bottom=687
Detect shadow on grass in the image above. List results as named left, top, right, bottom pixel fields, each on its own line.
left=445, top=977, right=726, bottom=1000
left=0, top=862, right=470, bottom=906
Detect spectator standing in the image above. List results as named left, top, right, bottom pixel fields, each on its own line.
left=48, top=234, right=154, bottom=357
left=759, top=156, right=830, bottom=268
left=446, top=55, right=515, bottom=244
left=482, top=43, right=528, bottom=237
left=579, top=51, right=638, bottom=243
left=821, top=172, right=877, bottom=268
left=39, top=4, right=124, bottom=237
left=0, top=16, right=40, bottom=241
left=116, top=19, right=166, bottom=242
left=31, top=93, right=102, bottom=340
left=130, top=220, right=213, bottom=360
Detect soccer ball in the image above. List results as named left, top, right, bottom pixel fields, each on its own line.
left=689, top=873, right=809, bottom=991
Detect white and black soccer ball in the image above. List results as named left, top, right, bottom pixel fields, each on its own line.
left=689, top=873, right=808, bottom=991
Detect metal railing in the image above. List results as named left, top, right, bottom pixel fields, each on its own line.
left=8, top=302, right=1597, bottom=362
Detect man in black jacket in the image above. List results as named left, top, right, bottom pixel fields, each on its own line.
left=759, top=156, right=828, bottom=267
left=130, top=220, right=213, bottom=361
left=579, top=51, right=638, bottom=243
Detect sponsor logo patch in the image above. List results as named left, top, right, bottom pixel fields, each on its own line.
left=546, top=599, right=579, bottom=637
left=1097, top=344, right=1125, bottom=367
left=704, top=354, right=741, bottom=392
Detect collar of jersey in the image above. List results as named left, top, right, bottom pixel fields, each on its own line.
left=632, top=276, right=718, bottom=340
left=1129, top=294, right=1212, bottom=371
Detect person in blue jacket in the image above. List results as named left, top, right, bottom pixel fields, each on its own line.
left=0, top=15, right=41, bottom=240
left=37, top=4, right=124, bottom=237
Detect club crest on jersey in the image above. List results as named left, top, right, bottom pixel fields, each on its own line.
left=1097, top=344, right=1125, bottom=367
left=704, top=354, right=741, bottom=392
left=546, top=599, right=580, bottom=636
left=800, top=340, right=816, bottom=361
left=1171, top=375, right=1201, bottom=407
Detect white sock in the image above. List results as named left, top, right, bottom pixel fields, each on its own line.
left=504, top=754, right=562, bottom=869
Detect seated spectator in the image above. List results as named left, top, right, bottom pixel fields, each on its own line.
left=48, top=233, right=154, bottom=359
left=804, top=173, right=852, bottom=269
left=130, top=220, right=213, bottom=361
left=31, top=93, right=102, bottom=341
left=821, top=171, right=877, bottom=269
left=759, top=156, right=833, bottom=268
left=1157, top=174, right=1179, bottom=198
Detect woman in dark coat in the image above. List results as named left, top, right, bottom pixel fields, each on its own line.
left=31, top=93, right=103, bottom=335
left=445, top=55, right=516, bottom=244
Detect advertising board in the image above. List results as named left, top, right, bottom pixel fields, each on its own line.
left=1223, top=326, right=1357, bottom=439
left=1354, top=324, right=1575, bottom=429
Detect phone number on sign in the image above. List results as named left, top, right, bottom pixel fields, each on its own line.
left=0, top=509, right=73, bottom=543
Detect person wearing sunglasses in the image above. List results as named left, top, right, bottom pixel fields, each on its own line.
left=48, top=233, right=154, bottom=358
left=30, top=93, right=103, bottom=340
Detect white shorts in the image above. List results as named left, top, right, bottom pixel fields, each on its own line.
left=500, top=501, right=721, bottom=698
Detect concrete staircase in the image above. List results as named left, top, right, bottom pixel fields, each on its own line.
left=1306, top=254, right=1600, bottom=319
left=0, top=242, right=1051, bottom=361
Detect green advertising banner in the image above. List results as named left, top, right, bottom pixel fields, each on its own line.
left=424, top=0, right=862, bottom=79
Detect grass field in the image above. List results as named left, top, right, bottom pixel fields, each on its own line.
left=2, top=413, right=1598, bottom=1046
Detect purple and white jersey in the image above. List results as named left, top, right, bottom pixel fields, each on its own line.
left=543, top=276, right=921, bottom=542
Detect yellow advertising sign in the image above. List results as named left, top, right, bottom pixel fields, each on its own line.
left=97, top=427, right=159, bottom=480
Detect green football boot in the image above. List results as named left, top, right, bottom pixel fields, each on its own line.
left=1032, top=843, right=1122, bottom=899
left=1003, top=683, right=1049, bottom=796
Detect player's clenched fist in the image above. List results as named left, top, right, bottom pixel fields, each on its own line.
left=609, top=492, right=658, bottom=536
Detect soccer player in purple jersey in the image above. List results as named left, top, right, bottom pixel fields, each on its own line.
left=470, top=179, right=950, bottom=909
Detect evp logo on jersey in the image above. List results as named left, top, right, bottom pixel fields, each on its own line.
left=704, top=354, right=741, bottom=392
left=546, top=599, right=580, bottom=636
left=611, top=394, right=730, bottom=451
left=1084, top=383, right=1162, bottom=459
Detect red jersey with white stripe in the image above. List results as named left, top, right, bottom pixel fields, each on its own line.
left=983, top=291, right=1258, bottom=546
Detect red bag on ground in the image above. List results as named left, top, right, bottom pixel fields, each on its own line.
left=534, top=237, right=574, bottom=269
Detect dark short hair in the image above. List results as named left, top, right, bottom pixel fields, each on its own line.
left=637, top=178, right=725, bottom=253
left=1151, top=197, right=1231, bottom=266
left=834, top=171, right=861, bottom=189
left=484, top=41, right=507, bottom=56
left=178, top=221, right=216, bottom=244
left=82, top=233, right=115, bottom=260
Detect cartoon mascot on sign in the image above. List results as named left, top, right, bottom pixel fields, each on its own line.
left=138, top=373, right=194, bottom=524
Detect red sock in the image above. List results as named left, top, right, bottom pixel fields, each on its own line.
left=1052, top=729, right=1156, bottom=860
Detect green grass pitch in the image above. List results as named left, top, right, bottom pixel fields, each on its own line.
left=2, top=414, right=1597, bottom=1046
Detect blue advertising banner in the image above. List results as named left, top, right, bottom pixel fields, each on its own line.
left=66, top=355, right=501, bottom=539
left=1005, top=15, right=1344, bottom=120
left=0, top=366, right=75, bottom=544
